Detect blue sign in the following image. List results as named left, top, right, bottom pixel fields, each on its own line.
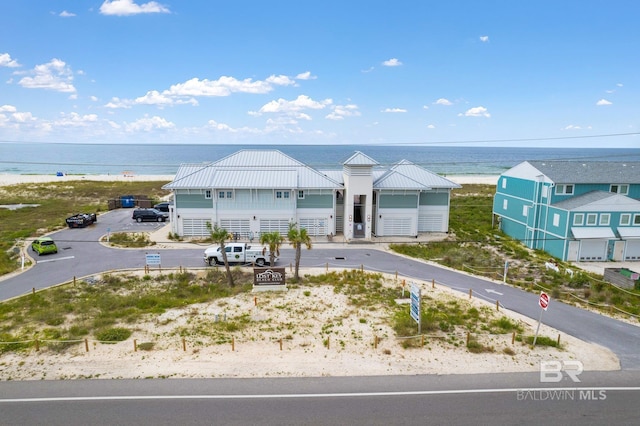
left=410, top=283, right=421, bottom=323
left=146, top=253, right=161, bottom=265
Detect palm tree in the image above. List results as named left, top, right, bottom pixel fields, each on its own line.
left=259, top=231, right=284, bottom=267
left=287, top=222, right=312, bottom=281
left=206, top=222, right=234, bottom=287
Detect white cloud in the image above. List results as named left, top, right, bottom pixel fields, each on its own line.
left=59, top=10, right=76, bottom=17
left=258, top=95, right=332, bottom=117
left=382, top=58, right=402, bottom=67
left=460, top=106, right=490, bottom=117
left=480, top=35, right=489, bottom=42
left=617, top=83, right=623, bottom=87
left=265, top=74, right=296, bottom=86
left=382, top=108, right=407, bottom=113
left=18, top=58, right=76, bottom=92
left=434, top=98, right=453, bottom=106
left=562, top=124, right=592, bottom=130
left=325, top=104, right=360, bottom=120
left=165, top=75, right=278, bottom=97
left=295, top=71, right=317, bottom=80
left=99, top=0, right=170, bottom=16
left=427, top=124, right=435, bottom=129
left=90, top=96, right=99, bottom=102
left=125, top=115, right=175, bottom=132
left=104, top=97, right=132, bottom=109
left=0, top=105, right=17, bottom=113
left=422, top=105, right=429, bottom=110
left=12, top=112, right=36, bottom=122
left=0, top=53, right=20, bottom=68
left=596, top=99, right=612, bottom=106
left=135, top=90, right=174, bottom=106
left=53, top=112, right=98, bottom=127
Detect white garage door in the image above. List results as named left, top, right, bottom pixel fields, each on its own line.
left=299, top=218, right=327, bottom=236
left=418, top=214, right=444, bottom=232
left=578, top=240, right=607, bottom=261
left=382, top=218, right=412, bottom=236
left=625, top=240, right=640, bottom=260
left=220, top=219, right=251, bottom=238
left=183, top=219, right=210, bottom=237
left=259, top=219, right=289, bottom=235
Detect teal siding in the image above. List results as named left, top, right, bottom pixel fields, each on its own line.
left=419, top=192, right=448, bottom=206
left=379, top=194, right=418, bottom=208
left=297, top=194, right=333, bottom=208
left=175, top=192, right=212, bottom=208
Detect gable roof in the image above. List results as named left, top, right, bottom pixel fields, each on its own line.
left=552, top=190, right=640, bottom=212
left=374, top=159, right=461, bottom=190
left=163, top=150, right=342, bottom=190
left=505, top=160, right=640, bottom=184
left=342, top=151, right=379, bottom=166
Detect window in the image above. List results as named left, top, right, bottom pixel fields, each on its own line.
left=501, top=178, right=507, bottom=189
left=634, top=214, right=640, bottom=225
left=522, top=206, right=528, bottom=217
left=205, top=190, right=211, bottom=199
left=573, top=213, right=584, bottom=226
left=610, top=184, right=629, bottom=195
left=218, top=191, right=225, bottom=199
left=502, top=199, right=508, bottom=210
left=276, top=191, right=282, bottom=199
left=284, top=191, right=290, bottom=199
left=226, top=191, right=233, bottom=199
left=553, top=213, right=560, bottom=227
left=298, top=190, right=305, bottom=199
left=275, top=190, right=290, bottom=199
left=218, top=190, right=233, bottom=199
left=541, top=186, right=549, bottom=198
left=555, top=184, right=574, bottom=195
left=620, top=214, right=631, bottom=226
left=599, top=213, right=610, bottom=226
left=586, top=213, right=597, bottom=225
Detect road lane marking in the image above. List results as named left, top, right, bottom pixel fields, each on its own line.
left=36, top=256, right=75, bottom=264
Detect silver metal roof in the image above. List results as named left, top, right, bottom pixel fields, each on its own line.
left=552, top=190, right=640, bottom=211
left=374, top=160, right=461, bottom=190
left=164, top=150, right=342, bottom=190
left=342, top=151, right=379, bottom=166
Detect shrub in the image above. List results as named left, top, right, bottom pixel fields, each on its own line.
left=95, top=327, right=132, bottom=343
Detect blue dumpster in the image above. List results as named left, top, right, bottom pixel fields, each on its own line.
left=121, top=195, right=135, bottom=208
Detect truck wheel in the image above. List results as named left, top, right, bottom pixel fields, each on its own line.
left=255, top=258, right=265, bottom=267
left=136, top=217, right=143, bottom=223
left=208, top=257, right=216, bottom=266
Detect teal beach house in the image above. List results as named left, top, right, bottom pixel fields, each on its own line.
left=493, top=161, right=640, bottom=262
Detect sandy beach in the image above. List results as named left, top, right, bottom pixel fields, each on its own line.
left=0, top=173, right=498, bottom=187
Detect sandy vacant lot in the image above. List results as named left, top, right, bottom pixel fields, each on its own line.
left=0, top=268, right=619, bottom=381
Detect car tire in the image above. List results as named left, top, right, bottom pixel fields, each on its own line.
left=208, top=257, right=216, bottom=266
left=158, top=217, right=163, bottom=222
left=136, top=217, right=143, bottom=223
left=255, top=258, right=265, bottom=267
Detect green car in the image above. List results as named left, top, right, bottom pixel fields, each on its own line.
left=31, top=237, right=58, bottom=256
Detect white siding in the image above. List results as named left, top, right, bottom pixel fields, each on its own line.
left=299, top=218, right=328, bottom=236
left=183, top=219, right=210, bottom=237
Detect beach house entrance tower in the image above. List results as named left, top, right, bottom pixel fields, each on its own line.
left=342, top=152, right=377, bottom=240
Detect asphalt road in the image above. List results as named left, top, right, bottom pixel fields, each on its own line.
left=1, top=372, right=640, bottom=425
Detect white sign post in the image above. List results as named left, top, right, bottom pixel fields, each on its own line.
left=410, top=282, right=421, bottom=335
left=533, top=292, right=549, bottom=347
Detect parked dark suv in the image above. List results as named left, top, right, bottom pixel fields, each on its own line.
left=153, top=202, right=172, bottom=212
left=132, top=208, right=169, bottom=222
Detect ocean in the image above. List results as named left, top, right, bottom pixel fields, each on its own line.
left=1, top=142, right=639, bottom=176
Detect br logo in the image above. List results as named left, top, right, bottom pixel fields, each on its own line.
left=540, top=360, right=583, bottom=383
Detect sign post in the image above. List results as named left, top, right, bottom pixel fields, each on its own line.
left=533, top=292, right=549, bottom=347
left=410, top=282, right=421, bottom=335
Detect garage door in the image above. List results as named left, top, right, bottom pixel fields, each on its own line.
left=259, top=219, right=289, bottom=235
left=220, top=219, right=250, bottom=238
left=418, top=214, right=444, bottom=232
left=578, top=240, right=607, bottom=261
left=183, top=219, right=210, bottom=237
left=625, top=240, right=640, bottom=260
left=299, top=218, right=327, bottom=236
left=382, top=218, right=412, bottom=236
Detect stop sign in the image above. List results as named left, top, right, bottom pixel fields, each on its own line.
left=539, top=292, right=549, bottom=310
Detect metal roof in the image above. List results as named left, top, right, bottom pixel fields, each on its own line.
left=164, top=150, right=342, bottom=190
left=342, top=151, right=379, bottom=166
left=618, top=227, right=640, bottom=239
left=553, top=191, right=640, bottom=211
left=374, top=160, right=461, bottom=190
left=571, top=227, right=616, bottom=239
left=527, top=161, right=640, bottom=184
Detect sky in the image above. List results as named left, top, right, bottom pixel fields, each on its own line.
left=1, top=0, right=639, bottom=147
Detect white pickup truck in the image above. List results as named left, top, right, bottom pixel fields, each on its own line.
left=203, top=242, right=276, bottom=267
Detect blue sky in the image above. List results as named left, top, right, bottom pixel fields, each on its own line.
left=1, top=0, right=639, bottom=147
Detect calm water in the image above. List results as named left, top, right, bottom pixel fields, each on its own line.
left=1, top=143, right=639, bottom=176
